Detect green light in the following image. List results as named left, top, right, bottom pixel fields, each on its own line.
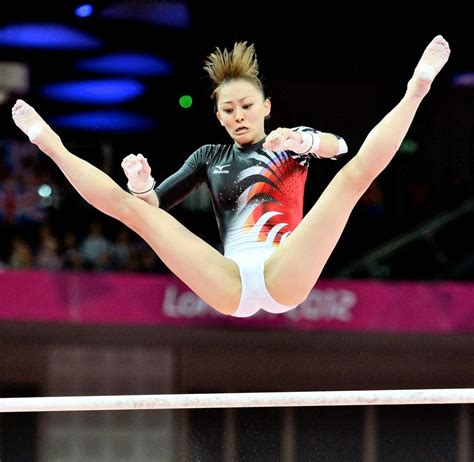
left=400, top=138, right=418, bottom=155
left=179, top=95, right=193, bottom=109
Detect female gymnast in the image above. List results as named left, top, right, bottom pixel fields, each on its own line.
left=11, top=35, right=450, bottom=317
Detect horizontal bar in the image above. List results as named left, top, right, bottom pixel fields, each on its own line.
left=1, top=389, right=474, bottom=413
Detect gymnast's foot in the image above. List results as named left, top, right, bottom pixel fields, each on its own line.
left=407, top=35, right=451, bottom=98
left=12, top=99, right=63, bottom=157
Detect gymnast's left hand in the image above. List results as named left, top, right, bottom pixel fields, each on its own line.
left=263, top=128, right=303, bottom=152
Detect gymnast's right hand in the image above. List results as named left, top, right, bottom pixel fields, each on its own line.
left=121, top=153, right=155, bottom=195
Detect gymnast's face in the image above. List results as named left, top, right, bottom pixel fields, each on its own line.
left=216, top=79, right=270, bottom=147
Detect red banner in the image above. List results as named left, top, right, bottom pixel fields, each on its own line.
left=1, top=270, right=473, bottom=333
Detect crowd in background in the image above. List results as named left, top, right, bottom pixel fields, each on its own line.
left=0, top=137, right=471, bottom=279
left=5, top=222, right=163, bottom=273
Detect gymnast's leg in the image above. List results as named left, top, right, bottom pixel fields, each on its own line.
left=265, top=35, right=451, bottom=305
left=11, top=100, right=241, bottom=314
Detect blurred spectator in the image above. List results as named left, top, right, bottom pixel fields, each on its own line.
left=9, top=235, right=34, bottom=269
left=36, top=226, right=63, bottom=271
left=141, top=248, right=161, bottom=273
left=0, top=175, right=17, bottom=223
left=112, top=229, right=132, bottom=270
left=0, top=141, right=61, bottom=224
left=80, top=221, right=113, bottom=271
left=62, top=231, right=85, bottom=271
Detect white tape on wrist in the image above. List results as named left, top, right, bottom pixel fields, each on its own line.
left=300, top=130, right=321, bottom=155
left=337, top=137, right=348, bottom=155
left=127, top=176, right=155, bottom=196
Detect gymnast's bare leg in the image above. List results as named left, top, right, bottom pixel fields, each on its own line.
left=11, top=101, right=241, bottom=314
left=265, top=35, right=451, bottom=305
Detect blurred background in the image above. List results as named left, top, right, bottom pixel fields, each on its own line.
left=0, top=2, right=473, bottom=461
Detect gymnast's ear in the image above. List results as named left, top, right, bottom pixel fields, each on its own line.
left=216, top=111, right=225, bottom=126
left=264, top=97, right=271, bottom=118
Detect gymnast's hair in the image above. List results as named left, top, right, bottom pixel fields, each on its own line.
left=203, top=41, right=265, bottom=104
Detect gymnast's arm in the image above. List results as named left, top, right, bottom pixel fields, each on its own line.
left=121, top=148, right=208, bottom=210
left=263, top=126, right=348, bottom=159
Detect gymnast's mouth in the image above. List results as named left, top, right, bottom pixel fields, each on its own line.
left=235, top=126, right=249, bottom=134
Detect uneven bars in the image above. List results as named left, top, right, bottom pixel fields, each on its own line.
left=1, top=389, right=474, bottom=413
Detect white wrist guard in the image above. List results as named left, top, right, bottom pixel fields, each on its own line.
left=298, top=130, right=321, bottom=155
left=337, top=137, right=348, bottom=155
left=127, top=175, right=156, bottom=196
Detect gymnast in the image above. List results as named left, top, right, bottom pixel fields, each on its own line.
left=12, top=35, right=450, bottom=317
